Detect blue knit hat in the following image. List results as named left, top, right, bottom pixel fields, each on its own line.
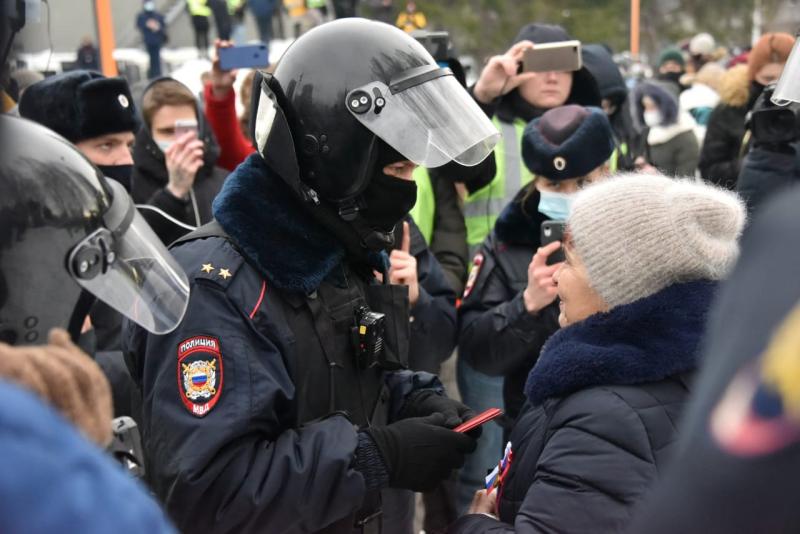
left=521, top=105, right=615, bottom=181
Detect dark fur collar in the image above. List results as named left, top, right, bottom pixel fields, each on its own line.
left=212, top=154, right=346, bottom=294
left=524, top=280, right=717, bottom=405
left=494, top=186, right=548, bottom=247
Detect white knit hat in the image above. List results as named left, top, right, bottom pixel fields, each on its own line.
left=689, top=32, right=716, bottom=56
left=568, top=173, right=746, bottom=308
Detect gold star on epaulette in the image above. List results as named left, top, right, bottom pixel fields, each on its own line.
left=201, top=263, right=215, bottom=274
left=219, top=268, right=232, bottom=280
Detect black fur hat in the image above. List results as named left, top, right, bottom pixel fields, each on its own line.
left=522, top=105, right=615, bottom=181
left=19, top=70, right=138, bottom=143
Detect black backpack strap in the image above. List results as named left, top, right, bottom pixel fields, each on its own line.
left=169, top=220, right=230, bottom=249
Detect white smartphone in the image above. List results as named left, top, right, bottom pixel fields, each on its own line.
left=521, top=40, right=583, bottom=73
left=174, top=119, right=199, bottom=138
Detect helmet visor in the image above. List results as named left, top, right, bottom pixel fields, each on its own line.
left=346, top=68, right=499, bottom=168
left=772, top=38, right=800, bottom=105
left=69, top=180, right=190, bottom=334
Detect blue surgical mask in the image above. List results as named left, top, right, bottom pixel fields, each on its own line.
left=156, top=140, right=173, bottom=153
left=538, top=190, right=574, bottom=221
left=144, top=2, right=155, bottom=11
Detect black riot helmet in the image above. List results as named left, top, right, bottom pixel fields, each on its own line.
left=251, top=18, right=498, bottom=249
left=0, top=116, right=190, bottom=345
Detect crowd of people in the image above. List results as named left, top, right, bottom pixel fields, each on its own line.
left=2, top=1, right=800, bottom=533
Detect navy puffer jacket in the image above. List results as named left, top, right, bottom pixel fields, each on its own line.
left=450, top=280, right=716, bottom=533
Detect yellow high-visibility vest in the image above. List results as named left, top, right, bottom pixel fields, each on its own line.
left=187, top=0, right=212, bottom=17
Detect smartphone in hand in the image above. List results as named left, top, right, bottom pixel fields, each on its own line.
left=454, top=408, right=503, bottom=433
left=521, top=40, right=582, bottom=73
left=174, top=119, right=198, bottom=138
left=540, top=220, right=567, bottom=265
left=219, top=43, right=270, bottom=70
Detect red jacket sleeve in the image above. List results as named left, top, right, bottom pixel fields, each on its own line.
left=203, top=82, right=255, bottom=172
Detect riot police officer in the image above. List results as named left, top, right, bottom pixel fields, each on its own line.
left=0, top=114, right=186, bottom=532
left=0, top=115, right=189, bottom=346
left=123, top=18, right=499, bottom=534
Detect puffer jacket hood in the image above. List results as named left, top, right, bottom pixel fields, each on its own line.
left=582, top=44, right=627, bottom=107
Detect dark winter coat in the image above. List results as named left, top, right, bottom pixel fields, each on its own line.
left=628, top=186, right=800, bottom=534
left=736, top=142, right=800, bottom=216
left=131, top=125, right=228, bottom=245
left=136, top=10, right=167, bottom=48
left=124, top=154, right=440, bottom=534
left=76, top=44, right=100, bottom=71
left=247, top=0, right=277, bottom=18
left=582, top=43, right=640, bottom=170
left=633, top=82, right=700, bottom=176
left=698, top=64, right=751, bottom=189
left=458, top=187, right=560, bottom=423
left=451, top=280, right=716, bottom=534
left=398, top=216, right=459, bottom=375
left=643, top=123, right=700, bottom=177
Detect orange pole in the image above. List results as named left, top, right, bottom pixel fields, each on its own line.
left=95, top=0, right=118, bottom=76
left=630, top=0, right=640, bottom=58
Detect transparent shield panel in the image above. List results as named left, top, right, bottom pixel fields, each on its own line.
left=74, top=207, right=190, bottom=335
left=348, top=75, right=499, bottom=168
left=772, top=39, right=800, bottom=105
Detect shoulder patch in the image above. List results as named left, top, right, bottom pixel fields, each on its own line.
left=463, top=253, right=484, bottom=300
left=177, top=336, right=223, bottom=417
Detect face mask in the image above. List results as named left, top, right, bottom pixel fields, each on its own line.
left=156, top=140, right=173, bottom=153
left=97, top=164, right=133, bottom=192
left=360, top=172, right=418, bottom=233
left=643, top=110, right=663, bottom=127
left=661, top=71, right=684, bottom=85
left=537, top=190, right=574, bottom=221
left=144, top=2, right=155, bottom=11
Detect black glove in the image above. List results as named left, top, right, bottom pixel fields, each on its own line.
left=400, top=389, right=476, bottom=429
left=363, top=413, right=477, bottom=492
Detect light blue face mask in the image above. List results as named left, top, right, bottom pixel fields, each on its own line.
left=156, top=140, right=173, bottom=153
left=538, top=190, right=575, bottom=221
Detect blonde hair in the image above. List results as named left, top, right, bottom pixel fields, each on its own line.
left=694, top=62, right=725, bottom=93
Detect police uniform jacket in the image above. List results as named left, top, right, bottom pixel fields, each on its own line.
left=124, top=154, right=440, bottom=534
left=451, top=281, right=713, bottom=533
left=457, top=187, right=560, bottom=422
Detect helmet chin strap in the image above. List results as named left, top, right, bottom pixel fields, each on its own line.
left=66, top=290, right=97, bottom=345
left=335, top=196, right=396, bottom=251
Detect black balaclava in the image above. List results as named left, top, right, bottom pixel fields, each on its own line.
left=359, top=142, right=418, bottom=233
left=96, top=164, right=133, bottom=193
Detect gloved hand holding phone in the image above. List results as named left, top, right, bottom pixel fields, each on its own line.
left=360, top=413, right=478, bottom=492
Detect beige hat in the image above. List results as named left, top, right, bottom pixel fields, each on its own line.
left=568, top=173, right=746, bottom=308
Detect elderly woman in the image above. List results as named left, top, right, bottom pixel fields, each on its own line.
left=450, top=174, right=746, bottom=533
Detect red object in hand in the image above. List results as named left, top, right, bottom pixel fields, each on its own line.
left=454, top=408, right=503, bottom=433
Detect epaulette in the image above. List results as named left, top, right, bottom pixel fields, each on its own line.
left=183, top=238, right=245, bottom=291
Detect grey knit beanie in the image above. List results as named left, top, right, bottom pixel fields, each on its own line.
left=568, top=173, right=746, bottom=308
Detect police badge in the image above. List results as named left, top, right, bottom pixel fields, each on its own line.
left=177, top=336, right=223, bottom=417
